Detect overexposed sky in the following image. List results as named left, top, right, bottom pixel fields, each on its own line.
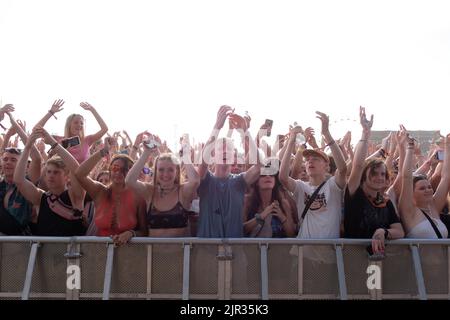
left=1, top=0, right=450, bottom=150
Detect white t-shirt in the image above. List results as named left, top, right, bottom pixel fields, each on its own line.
left=294, top=176, right=343, bottom=239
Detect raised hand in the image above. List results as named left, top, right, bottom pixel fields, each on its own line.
left=381, top=132, right=391, bottom=151
left=33, top=126, right=57, bottom=146
left=17, top=119, right=27, bottom=133
left=36, top=139, right=46, bottom=153
left=243, top=111, right=251, bottom=130
left=50, top=99, right=65, bottom=114
left=289, top=125, right=304, bottom=137
left=228, top=113, right=248, bottom=131
left=397, top=125, right=409, bottom=148
left=316, top=111, right=330, bottom=135
left=26, top=130, right=42, bottom=147
left=359, top=106, right=374, bottom=132
left=214, top=105, right=233, bottom=130
left=1, top=104, right=15, bottom=123
left=80, top=102, right=96, bottom=112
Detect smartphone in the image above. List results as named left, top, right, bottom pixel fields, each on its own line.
left=62, top=136, right=81, bottom=148
left=265, top=119, right=273, bottom=128
left=144, top=139, right=161, bottom=149
left=436, top=150, right=444, bottom=161
left=264, top=119, right=273, bottom=137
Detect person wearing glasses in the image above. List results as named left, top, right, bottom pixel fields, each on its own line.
left=399, top=134, right=450, bottom=238
left=74, top=137, right=147, bottom=246
left=125, top=136, right=200, bottom=238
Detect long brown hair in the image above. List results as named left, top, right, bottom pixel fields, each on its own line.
left=360, top=159, right=390, bottom=185
left=106, top=154, right=134, bottom=200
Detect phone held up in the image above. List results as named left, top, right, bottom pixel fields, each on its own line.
left=264, top=119, right=273, bottom=137
left=436, top=150, right=444, bottom=161
left=61, top=136, right=81, bottom=149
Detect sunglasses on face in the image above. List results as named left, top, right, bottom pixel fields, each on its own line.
left=4, top=147, right=22, bottom=155
left=110, top=164, right=128, bottom=174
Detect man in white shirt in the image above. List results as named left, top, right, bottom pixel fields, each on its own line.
left=279, top=112, right=347, bottom=239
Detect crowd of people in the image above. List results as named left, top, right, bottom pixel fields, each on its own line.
left=1, top=101, right=449, bottom=259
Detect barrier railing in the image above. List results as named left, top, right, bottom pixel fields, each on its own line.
left=0, top=237, right=449, bottom=300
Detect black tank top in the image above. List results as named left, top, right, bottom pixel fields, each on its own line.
left=147, top=189, right=189, bottom=229
left=35, top=190, right=86, bottom=236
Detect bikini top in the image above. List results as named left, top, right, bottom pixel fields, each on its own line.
left=147, top=189, right=189, bottom=229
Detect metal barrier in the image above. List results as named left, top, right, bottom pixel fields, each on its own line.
left=0, top=237, right=449, bottom=300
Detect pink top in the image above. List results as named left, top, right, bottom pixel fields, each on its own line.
left=67, top=135, right=95, bottom=164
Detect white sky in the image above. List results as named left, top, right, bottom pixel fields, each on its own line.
left=1, top=0, right=450, bottom=150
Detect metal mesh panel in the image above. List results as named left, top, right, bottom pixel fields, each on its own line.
left=150, top=244, right=183, bottom=295
left=80, top=243, right=107, bottom=294
left=302, top=245, right=339, bottom=297
left=110, top=244, right=147, bottom=297
left=189, top=245, right=218, bottom=295
left=268, top=244, right=297, bottom=295
left=382, top=245, right=417, bottom=296
left=343, top=245, right=371, bottom=296
left=0, top=242, right=29, bottom=294
left=30, top=243, right=67, bottom=296
left=419, top=245, right=448, bottom=295
left=231, top=245, right=259, bottom=295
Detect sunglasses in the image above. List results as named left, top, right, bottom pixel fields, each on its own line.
left=4, top=147, right=22, bottom=155
left=110, top=164, right=128, bottom=174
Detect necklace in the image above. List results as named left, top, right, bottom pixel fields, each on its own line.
left=158, top=184, right=177, bottom=198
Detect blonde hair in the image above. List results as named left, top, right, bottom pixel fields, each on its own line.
left=64, top=114, right=85, bottom=139
left=152, top=153, right=182, bottom=186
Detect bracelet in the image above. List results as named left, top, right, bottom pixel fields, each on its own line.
left=132, top=145, right=139, bottom=150
left=128, top=230, right=137, bottom=237
left=49, top=142, right=58, bottom=151
left=360, top=139, right=368, bottom=142
left=383, top=228, right=389, bottom=240
left=255, top=213, right=265, bottom=225
left=326, top=140, right=336, bottom=147
left=48, top=110, right=57, bottom=120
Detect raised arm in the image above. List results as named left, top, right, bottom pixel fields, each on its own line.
left=6, top=113, right=42, bottom=184
left=279, top=126, right=303, bottom=193
left=179, top=138, right=200, bottom=203
left=13, top=131, right=44, bottom=206
left=33, top=99, right=65, bottom=129
left=317, top=111, right=347, bottom=188
left=80, top=102, right=108, bottom=142
left=399, top=135, right=416, bottom=223
left=125, top=143, right=158, bottom=202
left=291, top=145, right=305, bottom=179
left=198, top=105, right=233, bottom=179
left=74, top=138, right=110, bottom=201
left=0, top=104, right=15, bottom=131
left=433, top=134, right=450, bottom=212
left=37, top=126, right=85, bottom=203
left=347, top=106, right=373, bottom=196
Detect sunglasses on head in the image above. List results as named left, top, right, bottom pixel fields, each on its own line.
left=4, top=147, right=22, bottom=155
